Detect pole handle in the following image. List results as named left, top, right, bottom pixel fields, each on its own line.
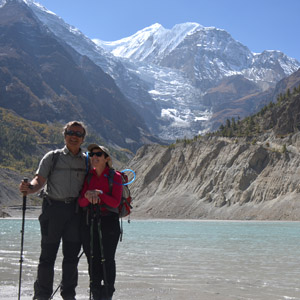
left=22, top=178, right=28, bottom=196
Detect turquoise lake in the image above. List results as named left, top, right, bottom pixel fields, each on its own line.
left=0, top=219, right=299, bottom=299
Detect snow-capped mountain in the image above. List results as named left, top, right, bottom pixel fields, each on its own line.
left=2, top=0, right=299, bottom=141
left=95, top=22, right=300, bottom=136
left=97, top=23, right=202, bottom=62
left=95, top=23, right=299, bottom=90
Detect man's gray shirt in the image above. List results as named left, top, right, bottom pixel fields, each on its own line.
left=36, top=146, right=87, bottom=200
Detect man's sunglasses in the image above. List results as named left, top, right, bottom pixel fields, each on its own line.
left=89, top=152, right=104, bottom=157
left=65, top=130, right=85, bottom=138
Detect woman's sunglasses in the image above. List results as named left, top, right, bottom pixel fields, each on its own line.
left=89, top=152, right=104, bottom=157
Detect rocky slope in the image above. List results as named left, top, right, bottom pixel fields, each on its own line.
left=126, top=89, right=300, bottom=220
left=0, top=0, right=159, bottom=152
left=0, top=167, right=32, bottom=217
left=3, top=123, right=300, bottom=220
left=3, top=131, right=300, bottom=220
left=128, top=133, right=300, bottom=220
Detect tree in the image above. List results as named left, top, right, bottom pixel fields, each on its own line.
left=226, top=119, right=231, bottom=128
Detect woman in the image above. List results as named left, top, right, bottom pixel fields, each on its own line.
left=78, top=144, right=122, bottom=300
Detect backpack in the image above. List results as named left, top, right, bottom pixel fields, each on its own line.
left=86, top=168, right=133, bottom=219
left=108, top=168, right=133, bottom=218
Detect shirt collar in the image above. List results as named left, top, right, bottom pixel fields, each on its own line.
left=62, top=145, right=84, bottom=157
left=91, top=166, right=109, bottom=176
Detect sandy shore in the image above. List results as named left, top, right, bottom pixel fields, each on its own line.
left=2, top=206, right=41, bottom=219
left=0, top=283, right=251, bottom=300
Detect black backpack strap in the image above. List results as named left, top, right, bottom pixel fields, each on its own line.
left=50, top=150, right=61, bottom=177
left=102, top=169, right=118, bottom=215
left=86, top=172, right=93, bottom=185
left=39, top=150, right=61, bottom=197
left=107, top=168, right=116, bottom=195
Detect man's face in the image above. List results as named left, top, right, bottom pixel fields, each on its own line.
left=64, top=125, right=85, bottom=150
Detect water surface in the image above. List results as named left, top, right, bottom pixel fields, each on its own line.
left=0, top=219, right=299, bottom=299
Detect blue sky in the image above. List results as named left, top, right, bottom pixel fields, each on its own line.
left=36, top=0, right=300, bottom=62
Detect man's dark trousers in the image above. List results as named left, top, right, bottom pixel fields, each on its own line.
left=33, top=200, right=81, bottom=300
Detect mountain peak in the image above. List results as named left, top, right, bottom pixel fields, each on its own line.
left=94, top=22, right=204, bottom=61
left=92, top=23, right=165, bottom=56
left=145, top=22, right=163, bottom=31
left=1, top=0, right=300, bottom=144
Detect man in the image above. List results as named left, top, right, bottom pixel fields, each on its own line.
left=19, top=121, right=87, bottom=300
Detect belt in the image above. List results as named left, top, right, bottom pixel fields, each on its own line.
left=45, top=196, right=77, bottom=204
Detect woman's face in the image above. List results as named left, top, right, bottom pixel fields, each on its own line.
left=90, top=148, right=108, bottom=168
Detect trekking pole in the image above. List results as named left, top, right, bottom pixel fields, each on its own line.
left=18, top=177, right=28, bottom=300
left=89, top=204, right=95, bottom=300
left=96, top=205, right=109, bottom=299
left=49, top=251, right=84, bottom=300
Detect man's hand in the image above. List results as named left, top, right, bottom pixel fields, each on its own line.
left=19, top=180, right=32, bottom=195
left=19, top=175, right=46, bottom=195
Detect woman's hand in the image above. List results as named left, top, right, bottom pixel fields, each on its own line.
left=84, top=189, right=102, bottom=204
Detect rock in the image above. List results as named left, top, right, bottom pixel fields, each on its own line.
left=0, top=209, right=10, bottom=218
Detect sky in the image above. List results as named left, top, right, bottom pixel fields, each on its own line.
left=36, top=0, right=300, bottom=62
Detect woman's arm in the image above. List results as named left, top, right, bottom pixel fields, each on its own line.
left=100, top=171, right=123, bottom=208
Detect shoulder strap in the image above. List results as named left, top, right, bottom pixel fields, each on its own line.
left=86, top=172, right=93, bottom=185
left=49, top=150, right=62, bottom=177
left=107, top=168, right=116, bottom=195
left=41, top=150, right=62, bottom=197
left=85, top=151, right=90, bottom=175
left=105, top=168, right=119, bottom=215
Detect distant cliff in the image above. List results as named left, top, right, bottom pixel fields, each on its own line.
left=127, top=87, right=300, bottom=220
left=128, top=133, right=300, bottom=220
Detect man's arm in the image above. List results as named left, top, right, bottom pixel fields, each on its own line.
left=19, top=174, right=46, bottom=195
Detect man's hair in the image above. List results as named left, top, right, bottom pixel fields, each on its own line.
left=63, top=121, right=87, bottom=138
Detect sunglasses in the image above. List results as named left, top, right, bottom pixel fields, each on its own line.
left=65, top=130, right=85, bottom=138
left=89, top=152, right=104, bottom=157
